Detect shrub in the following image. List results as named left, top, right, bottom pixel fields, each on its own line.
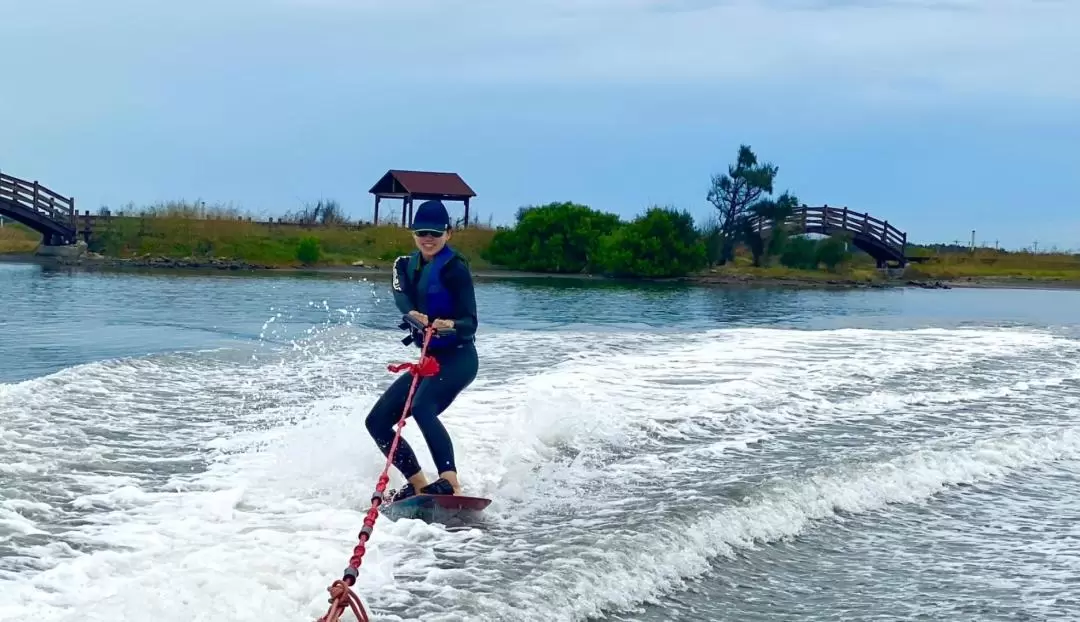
left=779, top=235, right=819, bottom=270
left=816, top=233, right=852, bottom=272
left=593, top=206, right=708, bottom=278
left=482, top=201, right=622, bottom=273
left=296, top=236, right=321, bottom=265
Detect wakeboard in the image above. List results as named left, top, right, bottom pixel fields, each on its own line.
left=379, top=493, right=491, bottom=527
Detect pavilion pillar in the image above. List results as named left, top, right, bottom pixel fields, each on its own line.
left=463, top=198, right=470, bottom=228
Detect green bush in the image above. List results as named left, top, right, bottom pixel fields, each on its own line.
left=779, top=235, right=819, bottom=270
left=482, top=201, right=622, bottom=273
left=593, top=206, right=708, bottom=278
left=698, top=215, right=723, bottom=267
left=776, top=233, right=853, bottom=272
left=816, top=234, right=852, bottom=272
left=296, top=236, right=322, bottom=265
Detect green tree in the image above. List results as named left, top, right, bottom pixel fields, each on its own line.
left=593, top=206, right=707, bottom=278
left=706, top=145, right=780, bottom=264
left=482, top=201, right=622, bottom=273
left=736, top=191, right=800, bottom=266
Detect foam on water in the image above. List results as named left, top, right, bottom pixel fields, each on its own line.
left=2, top=323, right=1079, bottom=621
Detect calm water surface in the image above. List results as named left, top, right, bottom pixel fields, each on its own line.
left=2, top=261, right=1080, bottom=621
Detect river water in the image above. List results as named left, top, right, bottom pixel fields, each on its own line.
left=2, top=261, right=1080, bottom=621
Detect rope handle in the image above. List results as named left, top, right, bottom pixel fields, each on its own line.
left=401, top=313, right=458, bottom=337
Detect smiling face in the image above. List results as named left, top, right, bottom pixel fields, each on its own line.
left=413, top=228, right=450, bottom=258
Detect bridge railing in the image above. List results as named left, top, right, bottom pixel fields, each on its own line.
left=0, top=170, right=76, bottom=231
left=752, top=205, right=906, bottom=253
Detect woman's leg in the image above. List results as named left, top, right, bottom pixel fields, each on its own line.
left=364, top=372, right=427, bottom=488
left=408, top=344, right=479, bottom=494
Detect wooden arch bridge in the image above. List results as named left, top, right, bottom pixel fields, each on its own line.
left=752, top=204, right=909, bottom=267
left=0, top=170, right=77, bottom=245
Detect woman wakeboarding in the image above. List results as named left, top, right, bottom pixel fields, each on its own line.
left=364, top=199, right=479, bottom=500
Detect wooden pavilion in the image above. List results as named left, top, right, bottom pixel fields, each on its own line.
left=368, top=169, right=476, bottom=227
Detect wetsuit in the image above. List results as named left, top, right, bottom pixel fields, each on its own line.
left=364, top=245, right=478, bottom=481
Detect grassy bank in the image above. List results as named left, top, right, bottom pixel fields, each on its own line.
left=9, top=212, right=1079, bottom=288
left=78, top=214, right=894, bottom=288
left=5, top=143, right=1076, bottom=290
left=76, top=208, right=882, bottom=282
left=5, top=200, right=1079, bottom=289
left=0, top=222, right=38, bottom=253
left=87, top=213, right=498, bottom=269
left=904, top=249, right=1080, bottom=283
left=709, top=262, right=883, bottom=282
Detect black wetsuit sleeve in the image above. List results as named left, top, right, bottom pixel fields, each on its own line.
left=442, top=258, right=478, bottom=340
left=391, top=255, right=415, bottom=315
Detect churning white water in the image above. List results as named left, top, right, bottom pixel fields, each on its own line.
left=2, top=267, right=1080, bottom=621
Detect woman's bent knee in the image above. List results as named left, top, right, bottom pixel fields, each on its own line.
left=364, top=410, right=382, bottom=436
left=365, top=374, right=412, bottom=434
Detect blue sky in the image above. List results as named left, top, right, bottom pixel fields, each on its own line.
left=2, top=0, right=1077, bottom=250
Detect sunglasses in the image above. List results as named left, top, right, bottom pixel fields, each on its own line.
left=413, top=229, right=445, bottom=238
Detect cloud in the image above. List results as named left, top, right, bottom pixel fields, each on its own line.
left=244, top=0, right=1080, bottom=105
left=5, top=0, right=1075, bottom=108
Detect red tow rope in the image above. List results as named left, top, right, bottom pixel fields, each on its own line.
left=316, top=326, right=440, bottom=622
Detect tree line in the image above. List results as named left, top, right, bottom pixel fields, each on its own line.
left=481, top=145, right=854, bottom=278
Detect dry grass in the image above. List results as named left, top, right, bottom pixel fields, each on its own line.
left=720, top=244, right=1080, bottom=283
left=704, top=248, right=884, bottom=282
left=907, top=249, right=1080, bottom=281
left=0, top=222, right=38, bottom=253
left=128, top=201, right=250, bottom=221
left=89, top=215, right=498, bottom=268
left=708, top=262, right=884, bottom=283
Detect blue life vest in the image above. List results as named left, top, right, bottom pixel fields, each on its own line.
left=408, top=245, right=461, bottom=350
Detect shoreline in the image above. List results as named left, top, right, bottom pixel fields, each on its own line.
left=3, top=252, right=1079, bottom=291
left=0, top=252, right=612, bottom=282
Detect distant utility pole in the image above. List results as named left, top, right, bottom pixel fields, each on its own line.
left=970, top=229, right=975, bottom=252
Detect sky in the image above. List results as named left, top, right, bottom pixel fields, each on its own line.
left=1, top=0, right=1077, bottom=250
